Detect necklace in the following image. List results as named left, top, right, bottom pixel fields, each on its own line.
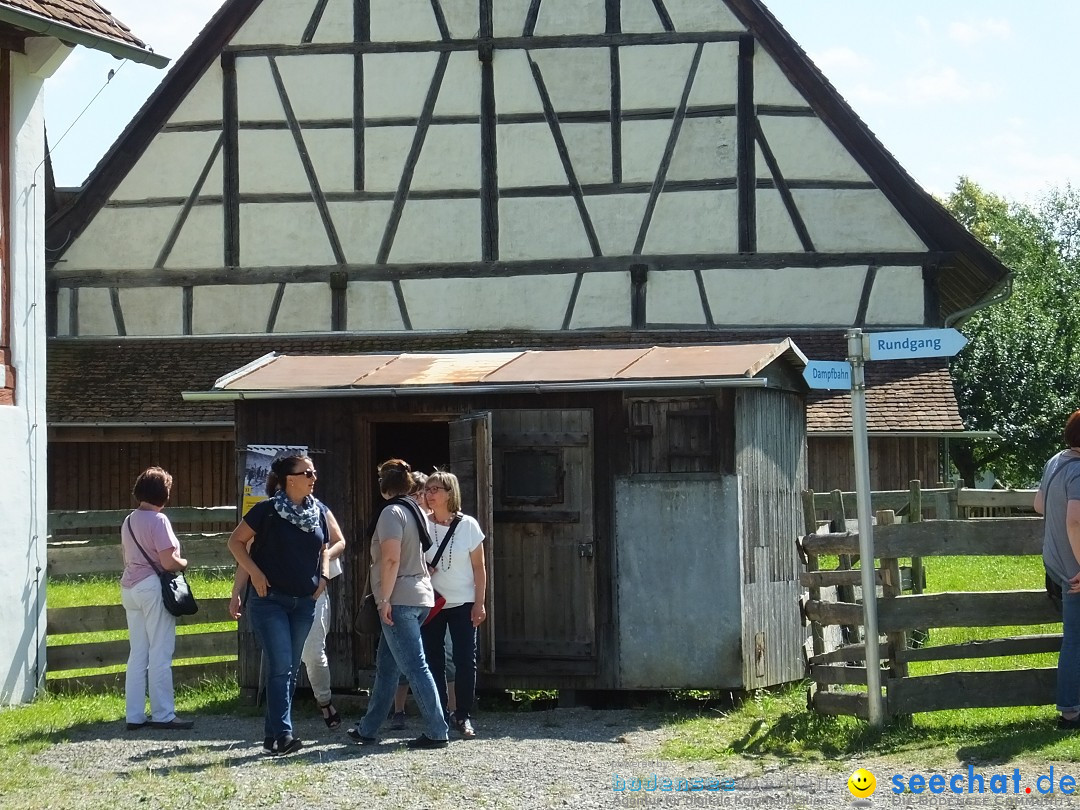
left=433, top=517, right=454, bottom=571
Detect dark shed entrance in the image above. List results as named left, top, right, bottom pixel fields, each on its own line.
left=187, top=342, right=810, bottom=693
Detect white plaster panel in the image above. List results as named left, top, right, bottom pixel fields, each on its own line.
left=230, top=0, right=309, bottom=46
left=492, top=49, right=544, bottom=115
left=500, top=197, right=594, bottom=260
left=371, top=0, right=441, bottom=41
left=754, top=51, right=810, bottom=107
left=620, top=44, right=697, bottom=111
left=402, top=275, right=574, bottom=330
left=236, top=56, right=285, bottom=121
left=644, top=190, right=738, bottom=253
left=647, top=270, right=708, bottom=324
left=112, top=131, right=223, bottom=201
left=584, top=194, right=650, bottom=256
left=77, top=287, right=119, bottom=336
left=364, top=52, right=440, bottom=118
left=439, top=0, right=480, bottom=39
left=238, top=130, right=310, bottom=194
left=277, top=55, right=354, bottom=120
left=702, top=266, right=865, bottom=325
left=60, top=207, right=180, bottom=271
left=621, top=0, right=667, bottom=34
left=55, top=288, right=70, bottom=336
left=570, top=270, right=632, bottom=328
left=412, top=125, right=481, bottom=190
left=330, top=201, right=394, bottom=263
left=347, top=281, right=406, bottom=330
left=169, top=61, right=224, bottom=124
left=864, top=266, right=927, bottom=326
left=497, top=122, right=566, bottom=188
left=166, top=205, right=225, bottom=269
left=665, top=0, right=746, bottom=32
left=364, top=127, right=414, bottom=192
left=759, top=117, right=871, bottom=182
left=274, top=283, right=333, bottom=332
left=312, top=0, right=353, bottom=44
left=620, top=119, right=669, bottom=184
left=530, top=49, right=610, bottom=113
left=118, top=287, right=184, bottom=335
left=686, top=42, right=739, bottom=107
left=239, top=203, right=338, bottom=266
left=389, top=199, right=482, bottom=263
left=193, top=284, right=279, bottom=334
left=793, top=190, right=928, bottom=252
left=755, top=189, right=805, bottom=253
left=304, top=128, right=355, bottom=193
left=534, top=0, right=606, bottom=36
left=432, top=51, right=482, bottom=117
left=668, top=116, right=737, bottom=181
left=562, top=123, right=613, bottom=185
left=493, top=0, right=532, bottom=37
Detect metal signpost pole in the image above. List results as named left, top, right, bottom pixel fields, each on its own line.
left=846, top=328, right=883, bottom=728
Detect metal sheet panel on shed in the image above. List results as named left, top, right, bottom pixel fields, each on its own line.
left=615, top=475, right=743, bottom=689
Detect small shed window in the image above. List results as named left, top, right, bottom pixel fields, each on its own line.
left=502, top=449, right=563, bottom=504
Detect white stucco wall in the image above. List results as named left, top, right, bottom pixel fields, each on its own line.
left=1, top=53, right=49, bottom=704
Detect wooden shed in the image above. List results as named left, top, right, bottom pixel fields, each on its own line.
left=187, top=340, right=809, bottom=692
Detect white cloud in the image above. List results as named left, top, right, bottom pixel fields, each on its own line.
left=899, top=65, right=996, bottom=105
left=948, top=18, right=1012, bottom=45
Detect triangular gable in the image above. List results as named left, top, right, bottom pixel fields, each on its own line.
left=47, top=0, right=1010, bottom=338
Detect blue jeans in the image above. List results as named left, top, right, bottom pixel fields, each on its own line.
left=422, top=603, right=477, bottom=720
left=1059, top=586, right=1080, bottom=713
left=360, top=604, right=448, bottom=741
left=247, top=589, right=316, bottom=741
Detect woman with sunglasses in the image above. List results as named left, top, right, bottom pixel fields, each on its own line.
left=228, top=455, right=339, bottom=755
left=420, top=470, right=487, bottom=738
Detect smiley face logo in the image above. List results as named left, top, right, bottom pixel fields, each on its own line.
left=848, top=768, right=876, bottom=798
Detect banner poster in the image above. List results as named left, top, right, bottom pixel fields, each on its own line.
left=242, top=444, right=308, bottom=514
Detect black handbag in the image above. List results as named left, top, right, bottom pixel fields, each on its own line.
left=124, top=517, right=199, bottom=617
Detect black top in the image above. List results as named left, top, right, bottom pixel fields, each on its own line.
left=243, top=499, right=327, bottom=597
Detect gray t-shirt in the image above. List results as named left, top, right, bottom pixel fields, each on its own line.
left=370, top=500, right=434, bottom=607
left=1040, top=450, right=1080, bottom=585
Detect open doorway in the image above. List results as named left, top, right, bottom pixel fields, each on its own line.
left=372, top=421, right=451, bottom=481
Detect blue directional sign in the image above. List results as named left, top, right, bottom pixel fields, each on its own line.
left=866, top=328, right=967, bottom=361
left=803, top=361, right=852, bottom=390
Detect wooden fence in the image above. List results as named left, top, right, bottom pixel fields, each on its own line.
left=47, top=506, right=238, bottom=693
left=800, top=483, right=1055, bottom=718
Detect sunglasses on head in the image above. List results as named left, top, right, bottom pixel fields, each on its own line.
left=288, top=469, right=317, bottom=479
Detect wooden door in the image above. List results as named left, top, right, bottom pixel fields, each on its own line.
left=491, top=409, right=596, bottom=671
left=448, top=412, right=495, bottom=672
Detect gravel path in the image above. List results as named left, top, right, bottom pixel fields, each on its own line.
left=24, top=708, right=1067, bottom=809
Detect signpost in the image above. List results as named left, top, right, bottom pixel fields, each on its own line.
left=802, top=360, right=852, bottom=390
left=845, top=328, right=966, bottom=728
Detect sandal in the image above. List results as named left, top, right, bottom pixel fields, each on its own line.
left=319, top=701, right=341, bottom=729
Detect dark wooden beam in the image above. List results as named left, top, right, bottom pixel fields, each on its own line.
left=854, top=264, right=880, bottom=327
left=523, top=0, right=542, bottom=37
left=630, top=263, right=647, bottom=329
left=736, top=35, right=756, bottom=253
left=479, top=0, right=498, bottom=261
left=302, top=0, right=331, bottom=44
left=268, top=55, right=347, bottom=264
left=155, top=132, right=223, bottom=269
left=607, top=0, right=621, bottom=185
left=266, top=282, right=286, bottom=332
left=109, top=288, right=126, bottom=336
left=633, top=42, right=703, bottom=254
left=353, top=0, right=370, bottom=191
left=221, top=53, right=240, bottom=267
left=651, top=0, right=675, bottom=32
left=754, top=120, right=814, bottom=252
left=429, top=0, right=450, bottom=41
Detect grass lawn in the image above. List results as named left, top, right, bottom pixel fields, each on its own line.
left=663, top=554, right=1075, bottom=769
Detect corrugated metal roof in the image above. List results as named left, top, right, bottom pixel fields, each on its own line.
left=190, top=341, right=807, bottom=400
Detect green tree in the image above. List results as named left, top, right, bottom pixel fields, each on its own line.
left=947, top=178, right=1080, bottom=486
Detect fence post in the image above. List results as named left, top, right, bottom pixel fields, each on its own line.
left=909, top=480, right=925, bottom=594
left=801, top=489, right=825, bottom=659
left=878, top=509, right=908, bottom=669
left=831, top=489, right=857, bottom=645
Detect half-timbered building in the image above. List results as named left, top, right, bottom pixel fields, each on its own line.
left=44, top=0, right=1011, bottom=690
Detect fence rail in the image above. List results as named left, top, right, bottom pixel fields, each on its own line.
left=46, top=507, right=238, bottom=693
left=801, top=483, right=1057, bottom=719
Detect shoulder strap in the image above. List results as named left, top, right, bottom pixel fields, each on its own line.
left=429, top=515, right=462, bottom=570
left=369, top=497, right=432, bottom=551
left=1046, top=456, right=1080, bottom=494
left=124, top=516, right=163, bottom=574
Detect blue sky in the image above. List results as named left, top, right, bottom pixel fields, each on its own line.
left=45, top=1, right=1078, bottom=203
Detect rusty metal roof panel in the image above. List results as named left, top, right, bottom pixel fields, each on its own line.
left=615, top=341, right=796, bottom=379
left=357, top=352, right=523, bottom=387
left=222, top=354, right=393, bottom=390
left=481, top=348, right=651, bottom=383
